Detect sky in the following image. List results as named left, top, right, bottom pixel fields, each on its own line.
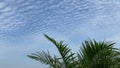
left=0, top=0, right=120, bottom=68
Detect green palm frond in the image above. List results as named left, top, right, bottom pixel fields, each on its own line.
left=27, top=51, right=61, bottom=68
left=77, top=39, right=120, bottom=68
left=44, top=34, right=76, bottom=68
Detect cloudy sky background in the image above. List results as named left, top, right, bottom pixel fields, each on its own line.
left=0, top=0, right=120, bottom=68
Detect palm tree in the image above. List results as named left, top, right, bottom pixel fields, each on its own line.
left=27, top=34, right=120, bottom=68
left=77, top=40, right=120, bottom=68
left=28, top=34, right=76, bottom=68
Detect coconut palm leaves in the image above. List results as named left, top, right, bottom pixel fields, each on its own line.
left=43, top=34, right=76, bottom=68
left=28, top=34, right=120, bottom=68
left=28, top=51, right=62, bottom=68
left=77, top=40, right=120, bottom=68
left=28, top=34, right=76, bottom=68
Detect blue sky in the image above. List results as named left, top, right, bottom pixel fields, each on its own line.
left=0, top=0, right=120, bottom=68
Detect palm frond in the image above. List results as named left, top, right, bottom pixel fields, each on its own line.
left=27, top=51, right=61, bottom=68
left=44, top=34, right=76, bottom=68
left=77, top=39, right=119, bottom=68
